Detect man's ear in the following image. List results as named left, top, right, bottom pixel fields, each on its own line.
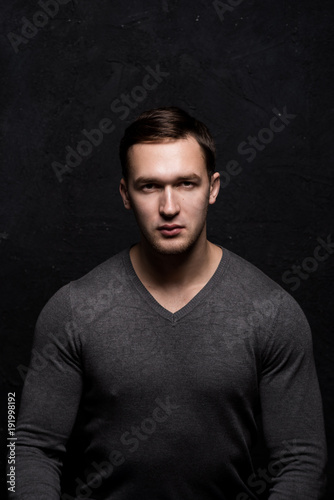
left=119, top=178, right=132, bottom=210
left=209, top=172, right=220, bottom=205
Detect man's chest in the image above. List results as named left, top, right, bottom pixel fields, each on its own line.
left=82, top=306, right=260, bottom=407
left=143, top=285, right=205, bottom=313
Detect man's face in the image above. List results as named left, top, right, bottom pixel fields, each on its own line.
left=119, top=136, right=220, bottom=255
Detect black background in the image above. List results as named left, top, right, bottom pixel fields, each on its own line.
left=1, top=0, right=333, bottom=498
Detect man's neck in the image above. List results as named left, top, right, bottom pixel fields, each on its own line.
left=129, top=238, right=222, bottom=291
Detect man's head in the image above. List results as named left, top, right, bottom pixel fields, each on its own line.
left=119, top=106, right=216, bottom=183
left=119, top=107, right=220, bottom=255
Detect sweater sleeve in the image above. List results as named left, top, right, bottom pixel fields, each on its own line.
left=259, top=291, right=327, bottom=499
left=8, top=284, right=83, bottom=500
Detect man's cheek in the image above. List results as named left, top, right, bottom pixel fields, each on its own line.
left=188, top=196, right=209, bottom=212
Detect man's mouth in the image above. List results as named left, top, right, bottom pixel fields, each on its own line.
left=158, top=225, right=184, bottom=236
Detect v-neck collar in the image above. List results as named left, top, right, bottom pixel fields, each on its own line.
left=122, top=244, right=230, bottom=324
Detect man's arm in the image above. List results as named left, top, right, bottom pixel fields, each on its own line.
left=8, top=284, right=83, bottom=499
left=259, top=291, right=327, bottom=499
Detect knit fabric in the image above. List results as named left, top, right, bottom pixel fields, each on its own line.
left=10, top=245, right=327, bottom=499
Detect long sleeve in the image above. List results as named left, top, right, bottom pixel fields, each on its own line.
left=259, top=292, right=327, bottom=498
left=8, top=284, right=83, bottom=499
left=6, top=246, right=328, bottom=499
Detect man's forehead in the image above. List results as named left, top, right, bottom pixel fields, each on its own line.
left=129, top=137, right=205, bottom=167
left=129, top=136, right=203, bottom=156
left=125, top=137, right=208, bottom=185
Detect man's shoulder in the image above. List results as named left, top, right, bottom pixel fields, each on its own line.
left=73, top=246, right=128, bottom=286
left=222, top=246, right=304, bottom=317
left=68, top=246, right=132, bottom=304
left=223, top=247, right=283, bottom=293
left=40, top=247, right=131, bottom=317
left=218, top=248, right=312, bottom=352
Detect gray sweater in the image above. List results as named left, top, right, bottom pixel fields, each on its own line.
left=10, top=245, right=327, bottom=499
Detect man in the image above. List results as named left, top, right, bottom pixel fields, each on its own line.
left=11, top=107, right=326, bottom=499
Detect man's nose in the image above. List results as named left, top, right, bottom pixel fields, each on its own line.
left=159, top=187, right=180, bottom=217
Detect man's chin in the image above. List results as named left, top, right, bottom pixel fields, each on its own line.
left=148, top=236, right=196, bottom=256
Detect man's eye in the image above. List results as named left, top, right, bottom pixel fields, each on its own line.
left=141, top=182, right=194, bottom=190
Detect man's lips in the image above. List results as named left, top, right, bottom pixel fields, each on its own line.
left=158, top=225, right=184, bottom=236
left=158, top=224, right=183, bottom=230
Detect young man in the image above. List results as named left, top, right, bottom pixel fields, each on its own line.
left=11, top=107, right=326, bottom=499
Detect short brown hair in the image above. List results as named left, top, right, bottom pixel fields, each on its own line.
left=119, top=106, right=216, bottom=182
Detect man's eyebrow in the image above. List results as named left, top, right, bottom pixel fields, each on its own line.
left=133, top=174, right=202, bottom=186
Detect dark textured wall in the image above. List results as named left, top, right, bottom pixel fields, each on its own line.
left=1, top=0, right=333, bottom=497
